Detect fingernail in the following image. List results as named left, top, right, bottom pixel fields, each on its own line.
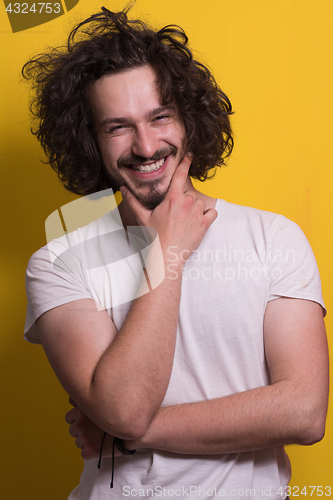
left=120, top=186, right=127, bottom=195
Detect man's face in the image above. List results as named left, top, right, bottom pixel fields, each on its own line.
left=89, top=65, right=187, bottom=209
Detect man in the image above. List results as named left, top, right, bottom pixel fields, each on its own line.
left=23, top=7, right=329, bottom=500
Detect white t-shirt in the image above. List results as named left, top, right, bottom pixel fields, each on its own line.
left=24, top=199, right=326, bottom=499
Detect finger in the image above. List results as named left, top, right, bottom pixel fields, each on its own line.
left=194, top=197, right=206, bottom=211
left=65, top=408, right=76, bottom=425
left=166, top=154, right=192, bottom=196
left=120, top=185, right=151, bottom=224
left=203, top=208, right=218, bottom=225
left=69, top=424, right=78, bottom=438
left=183, top=190, right=196, bottom=202
left=75, top=437, right=84, bottom=450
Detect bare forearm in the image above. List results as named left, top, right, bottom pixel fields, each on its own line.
left=41, top=161, right=218, bottom=440
left=38, top=271, right=183, bottom=440
left=88, top=271, right=183, bottom=437
left=66, top=299, right=328, bottom=458
left=125, top=300, right=329, bottom=453
left=128, top=382, right=327, bottom=454
left=87, top=165, right=217, bottom=436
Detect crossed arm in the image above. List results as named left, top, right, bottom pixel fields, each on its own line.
left=62, top=296, right=328, bottom=459
left=127, top=297, right=328, bottom=455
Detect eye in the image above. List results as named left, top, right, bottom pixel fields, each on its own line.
left=109, top=125, right=124, bottom=132
left=154, top=115, right=169, bottom=122
left=107, top=124, right=129, bottom=135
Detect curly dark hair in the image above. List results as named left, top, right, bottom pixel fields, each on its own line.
left=22, top=6, right=234, bottom=195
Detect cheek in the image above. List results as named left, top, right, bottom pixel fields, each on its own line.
left=165, top=123, right=186, bottom=146
left=98, top=138, right=125, bottom=167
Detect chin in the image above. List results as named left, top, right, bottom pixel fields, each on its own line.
left=126, top=177, right=171, bottom=210
left=136, top=190, right=166, bottom=210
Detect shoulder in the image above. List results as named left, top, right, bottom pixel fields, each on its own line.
left=26, top=208, right=122, bottom=301
left=216, top=199, right=291, bottom=224
left=213, top=200, right=318, bottom=272
left=27, top=209, right=121, bottom=269
left=24, top=210, right=121, bottom=342
left=215, top=199, right=303, bottom=240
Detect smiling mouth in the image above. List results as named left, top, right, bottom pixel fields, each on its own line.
left=128, top=156, right=167, bottom=173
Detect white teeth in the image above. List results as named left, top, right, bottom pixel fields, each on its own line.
left=131, top=157, right=166, bottom=173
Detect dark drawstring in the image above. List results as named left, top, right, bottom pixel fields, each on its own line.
left=97, top=431, right=106, bottom=469
left=111, top=437, right=115, bottom=488
left=97, top=432, right=115, bottom=488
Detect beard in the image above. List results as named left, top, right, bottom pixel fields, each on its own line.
left=107, top=166, right=171, bottom=210
left=109, top=174, right=170, bottom=210
left=106, top=145, right=185, bottom=210
left=129, top=181, right=169, bottom=210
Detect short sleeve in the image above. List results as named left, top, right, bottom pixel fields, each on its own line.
left=24, top=240, right=94, bottom=344
left=267, top=216, right=326, bottom=316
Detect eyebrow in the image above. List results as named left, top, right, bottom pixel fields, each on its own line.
left=99, top=105, right=176, bottom=128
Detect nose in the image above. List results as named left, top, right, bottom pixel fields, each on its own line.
left=131, top=124, right=160, bottom=159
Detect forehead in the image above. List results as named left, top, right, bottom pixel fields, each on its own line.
left=89, top=65, right=162, bottom=121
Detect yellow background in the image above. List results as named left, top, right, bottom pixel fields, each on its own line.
left=0, top=0, right=332, bottom=498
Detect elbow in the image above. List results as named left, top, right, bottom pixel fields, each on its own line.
left=112, top=414, right=149, bottom=441
left=103, top=404, right=152, bottom=440
left=296, top=402, right=328, bottom=446
left=297, top=419, right=326, bottom=446
left=89, top=384, right=154, bottom=440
